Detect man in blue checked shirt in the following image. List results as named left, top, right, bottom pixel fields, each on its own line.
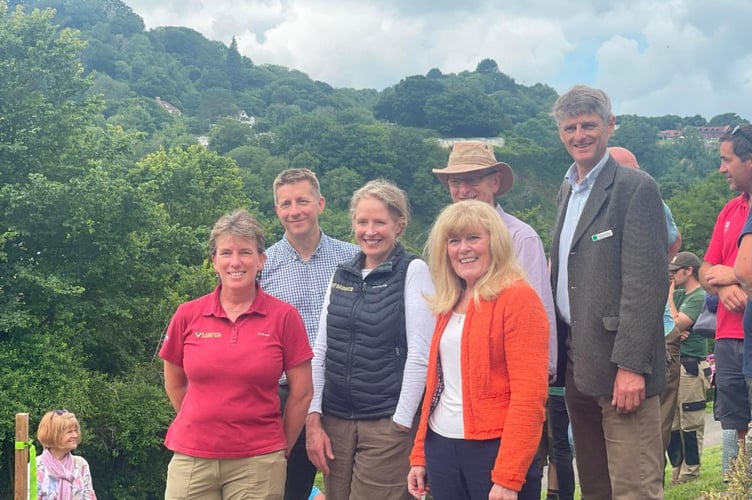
left=260, top=168, right=358, bottom=500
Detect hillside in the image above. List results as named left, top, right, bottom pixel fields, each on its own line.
left=5, top=0, right=731, bottom=241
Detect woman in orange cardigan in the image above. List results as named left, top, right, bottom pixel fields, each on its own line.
left=407, top=200, right=549, bottom=500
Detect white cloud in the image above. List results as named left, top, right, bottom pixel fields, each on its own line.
left=123, top=0, right=752, bottom=120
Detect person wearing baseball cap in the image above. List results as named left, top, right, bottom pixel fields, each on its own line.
left=666, top=251, right=708, bottom=484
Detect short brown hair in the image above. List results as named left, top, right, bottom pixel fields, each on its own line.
left=37, top=410, right=81, bottom=449
left=720, top=124, right=752, bottom=161
left=209, top=209, right=266, bottom=256
left=273, top=168, right=321, bottom=204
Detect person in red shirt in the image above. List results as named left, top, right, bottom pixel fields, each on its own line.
left=160, top=209, right=313, bottom=499
left=408, top=200, right=548, bottom=500
left=700, top=124, right=752, bottom=445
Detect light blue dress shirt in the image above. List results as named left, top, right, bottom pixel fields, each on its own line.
left=556, top=153, right=609, bottom=325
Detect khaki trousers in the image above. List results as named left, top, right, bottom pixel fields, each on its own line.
left=165, top=451, right=286, bottom=500
left=565, top=364, right=664, bottom=499
left=668, top=360, right=708, bottom=481
left=321, top=414, right=415, bottom=500
left=659, top=327, right=682, bottom=454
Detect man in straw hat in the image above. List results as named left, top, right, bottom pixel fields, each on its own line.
left=433, top=140, right=557, bottom=500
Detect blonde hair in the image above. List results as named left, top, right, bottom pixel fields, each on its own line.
left=37, top=410, right=81, bottom=449
left=425, top=200, right=525, bottom=314
left=349, top=179, right=409, bottom=237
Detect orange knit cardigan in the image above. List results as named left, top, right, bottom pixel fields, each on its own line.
left=409, top=281, right=549, bottom=491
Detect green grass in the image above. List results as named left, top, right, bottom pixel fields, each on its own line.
left=663, top=445, right=725, bottom=500
left=563, top=444, right=727, bottom=499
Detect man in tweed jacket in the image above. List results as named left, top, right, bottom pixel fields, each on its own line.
left=550, top=85, right=668, bottom=499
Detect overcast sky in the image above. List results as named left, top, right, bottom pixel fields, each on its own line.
left=122, top=0, right=752, bottom=121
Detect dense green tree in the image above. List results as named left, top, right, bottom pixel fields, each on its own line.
left=708, top=112, right=745, bottom=127
left=425, top=80, right=505, bottom=137
left=196, top=87, right=239, bottom=125
left=373, top=75, right=444, bottom=128
left=131, top=144, right=252, bottom=229
left=611, top=120, right=664, bottom=175
left=0, top=3, right=100, bottom=184
left=667, top=173, right=733, bottom=256
left=226, top=36, right=246, bottom=91
left=320, top=166, right=363, bottom=211
left=209, top=116, right=254, bottom=154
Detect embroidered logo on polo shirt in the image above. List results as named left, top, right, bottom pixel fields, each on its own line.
left=258, top=332, right=270, bottom=337
left=195, top=331, right=222, bottom=338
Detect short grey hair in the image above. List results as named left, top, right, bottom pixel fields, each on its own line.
left=552, top=85, right=613, bottom=125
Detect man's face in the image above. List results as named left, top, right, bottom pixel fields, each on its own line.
left=719, top=140, right=752, bottom=194
left=671, top=267, right=691, bottom=287
left=446, top=170, right=499, bottom=206
left=274, top=180, right=324, bottom=239
left=558, top=113, right=615, bottom=172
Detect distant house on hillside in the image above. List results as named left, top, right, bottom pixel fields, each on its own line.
left=155, top=96, right=181, bottom=116
left=695, top=126, right=727, bottom=141
left=659, top=129, right=683, bottom=140
left=435, top=137, right=505, bottom=148
left=658, top=126, right=728, bottom=143
left=237, top=110, right=256, bottom=127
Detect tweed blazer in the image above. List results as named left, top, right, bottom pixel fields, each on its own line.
left=550, top=157, right=668, bottom=397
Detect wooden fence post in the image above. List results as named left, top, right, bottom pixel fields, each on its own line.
left=15, top=412, right=29, bottom=500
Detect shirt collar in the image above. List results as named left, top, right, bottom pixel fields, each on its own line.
left=564, top=151, right=609, bottom=190
left=279, top=230, right=326, bottom=259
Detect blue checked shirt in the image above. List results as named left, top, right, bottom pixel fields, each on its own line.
left=260, top=232, right=359, bottom=348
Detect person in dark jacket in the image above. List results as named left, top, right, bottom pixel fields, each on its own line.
left=306, top=179, right=435, bottom=500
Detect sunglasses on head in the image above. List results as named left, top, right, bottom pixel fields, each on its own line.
left=54, top=409, right=68, bottom=416
left=731, top=124, right=752, bottom=145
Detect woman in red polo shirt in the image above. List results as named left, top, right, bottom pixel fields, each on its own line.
left=160, top=209, right=313, bottom=499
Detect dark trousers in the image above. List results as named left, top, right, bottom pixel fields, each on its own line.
left=547, top=395, right=574, bottom=500
left=423, top=429, right=541, bottom=500
left=279, top=384, right=317, bottom=500
left=518, top=451, right=542, bottom=500
left=424, top=428, right=501, bottom=500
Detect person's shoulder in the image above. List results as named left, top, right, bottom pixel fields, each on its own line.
left=321, top=233, right=358, bottom=254
left=72, top=454, right=91, bottom=469
left=613, top=163, right=657, bottom=187
left=723, top=193, right=750, bottom=211
left=494, top=279, right=537, bottom=303
left=258, top=288, right=295, bottom=311
left=406, top=257, right=429, bottom=273
left=176, top=289, right=215, bottom=314
left=507, top=279, right=537, bottom=294
left=687, top=286, right=706, bottom=300
left=263, top=238, right=292, bottom=262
